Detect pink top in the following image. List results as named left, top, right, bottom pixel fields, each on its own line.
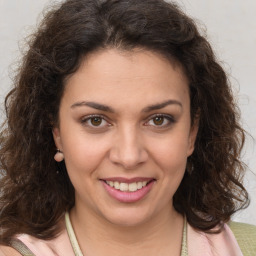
left=0, top=222, right=243, bottom=256
left=16, top=228, right=74, bottom=256
left=187, top=223, right=243, bottom=256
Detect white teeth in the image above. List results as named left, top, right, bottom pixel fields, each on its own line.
left=137, top=182, right=143, bottom=189
left=105, top=180, right=150, bottom=192
left=114, top=181, right=120, bottom=189
left=128, top=182, right=137, bottom=192
left=119, top=183, right=129, bottom=192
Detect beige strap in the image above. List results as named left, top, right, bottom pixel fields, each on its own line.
left=9, top=238, right=36, bottom=256
left=65, top=212, right=84, bottom=256
left=181, top=216, right=188, bottom=256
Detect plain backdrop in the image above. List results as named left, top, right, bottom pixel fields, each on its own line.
left=0, top=0, right=255, bottom=225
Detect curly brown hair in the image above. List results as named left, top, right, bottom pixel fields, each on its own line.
left=0, top=0, right=249, bottom=243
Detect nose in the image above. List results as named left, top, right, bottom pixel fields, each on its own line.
left=109, top=126, right=148, bottom=170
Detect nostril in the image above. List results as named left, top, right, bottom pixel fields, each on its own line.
left=108, top=139, right=148, bottom=169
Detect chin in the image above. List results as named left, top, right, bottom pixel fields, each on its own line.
left=102, top=208, right=152, bottom=228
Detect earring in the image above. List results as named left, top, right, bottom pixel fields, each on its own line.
left=54, top=149, right=64, bottom=162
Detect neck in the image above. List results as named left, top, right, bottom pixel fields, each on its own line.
left=69, top=204, right=184, bottom=256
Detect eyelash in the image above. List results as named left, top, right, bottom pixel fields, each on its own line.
left=81, top=114, right=110, bottom=128
left=80, top=114, right=175, bottom=129
left=144, top=114, right=175, bottom=128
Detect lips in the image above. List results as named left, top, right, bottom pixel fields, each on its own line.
left=101, top=177, right=156, bottom=203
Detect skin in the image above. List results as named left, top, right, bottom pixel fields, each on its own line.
left=53, top=48, right=198, bottom=256
left=0, top=246, right=22, bottom=256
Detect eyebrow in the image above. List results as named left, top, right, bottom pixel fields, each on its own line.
left=71, top=101, right=115, bottom=112
left=70, top=99, right=182, bottom=112
left=142, top=99, right=182, bottom=112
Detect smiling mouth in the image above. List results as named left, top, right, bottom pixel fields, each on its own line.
left=103, top=180, right=155, bottom=192
left=101, top=178, right=156, bottom=203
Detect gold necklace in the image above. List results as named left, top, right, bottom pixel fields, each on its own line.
left=65, top=212, right=188, bottom=256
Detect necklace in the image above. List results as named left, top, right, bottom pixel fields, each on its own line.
left=65, top=212, right=188, bottom=256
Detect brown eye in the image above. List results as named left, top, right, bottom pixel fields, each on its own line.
left=81, top=115, right=110, bottom=130
left=90, top=117, right=103, bottom=126
left=153, top=116, right=164, bottom=125
left=145, top=114, right=175, bottom=128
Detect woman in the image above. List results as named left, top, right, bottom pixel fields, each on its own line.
left=0, top=0, right=255, bottom=255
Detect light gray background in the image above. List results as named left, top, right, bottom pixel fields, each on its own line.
left=0, top=0, right=255, bottom=225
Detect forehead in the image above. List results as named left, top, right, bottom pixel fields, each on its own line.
left=63, top=48, right=189, bottom=110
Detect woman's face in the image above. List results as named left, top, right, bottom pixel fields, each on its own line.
left=53, top=48, right=198, bottom=227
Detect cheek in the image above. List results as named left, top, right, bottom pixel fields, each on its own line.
left=149, top=134, right=189, bottom=175
left=149, top=138, right=188, bottom=206
left=154, top=138, right=188, bottom=192
left=61, top=131, right=110, bottom=178
left=62, top=137, right=110, bottom=205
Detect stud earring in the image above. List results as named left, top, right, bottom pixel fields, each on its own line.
left=54, top=149, right=64, bottom=162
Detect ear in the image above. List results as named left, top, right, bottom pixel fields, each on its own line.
left=187, top=116, right=199, bottom=157
left=52, top=127, right=63, bottom=151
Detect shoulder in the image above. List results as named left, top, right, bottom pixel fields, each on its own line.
left=229, top=221, right=256, bottom=255
left=0, top=245, right=22, bottom=256
left=11, top=228, right=74, bottom=256
left=187, top=221, right=243, bottom=255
